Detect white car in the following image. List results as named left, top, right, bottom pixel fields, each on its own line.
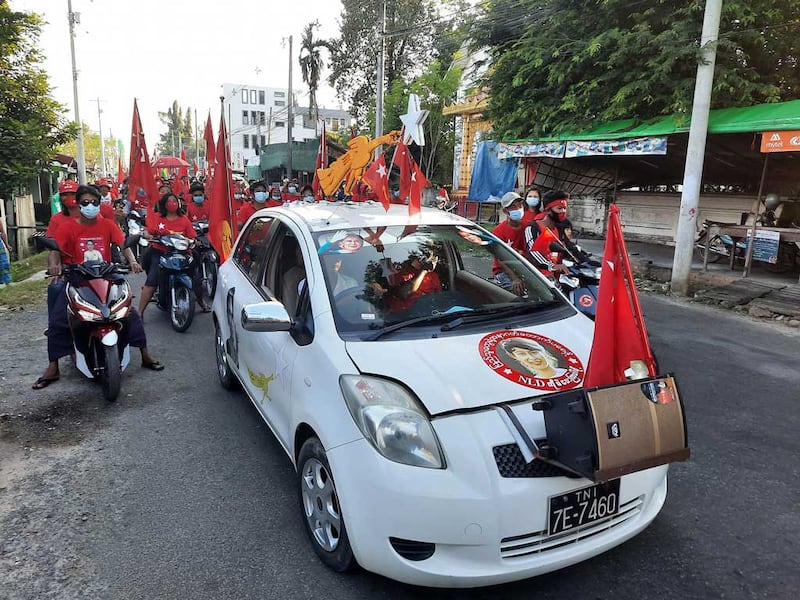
left=212, top=202, right=669, bottom=587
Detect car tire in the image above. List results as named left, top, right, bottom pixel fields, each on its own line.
left=297, top=437, right=356, bottom=573
left=214, top=320, right=237, bottom=390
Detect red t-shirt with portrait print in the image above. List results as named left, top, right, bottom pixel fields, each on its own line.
left=55, top=216, right=124, bottom=265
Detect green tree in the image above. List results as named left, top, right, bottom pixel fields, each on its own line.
left=484, top=0, right=800, bottom=140
left=0, top=2, right=76, bottom=198
left=299, top=21, right=333, bottom=125
left=56, top=123, right=106, bottom=177
left=156, top=100, right=197, bottom=157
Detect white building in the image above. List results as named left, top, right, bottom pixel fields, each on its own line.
left=221, top=82, right=352, bottom=171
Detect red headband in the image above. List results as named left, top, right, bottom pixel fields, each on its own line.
left=545, top=199, right=567, bottom=210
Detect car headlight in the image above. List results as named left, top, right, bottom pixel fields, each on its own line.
left=340, top=375, right=445, bottom=469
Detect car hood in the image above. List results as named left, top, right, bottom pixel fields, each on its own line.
left=344, top=316, right=593, bottom=416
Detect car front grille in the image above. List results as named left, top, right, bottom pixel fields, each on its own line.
left=492, top=443, right=575, bottom=478
left=499, top=495, right=644, bottom=560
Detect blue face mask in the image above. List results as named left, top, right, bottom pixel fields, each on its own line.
left=192, top=195, right=204, bottom=204
left=254, top=191, right=268, bottom=203
left=508, top=208, right=525, bottom=221
left=526, top=196, right=540, bottom=208
left=288, top=186, right=297, bottom=193
left=80, top=203, right=101, bottom=219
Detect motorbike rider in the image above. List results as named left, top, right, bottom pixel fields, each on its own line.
left=237, top=180, right=269, bottom=229
left=138, top=192, right=204, bottom=316
left=95, top=179, right=116, bottom=220
left=186, top=182, right=210, bottom=223
left=491, top=191, right=537, bottom=295
left=524, top=190, right=589, bottom=277
left=33, top=185, right=161, bottom=390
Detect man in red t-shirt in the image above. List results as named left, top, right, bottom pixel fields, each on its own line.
left=186, top=182, right=210, bottom=223
left=491, top=191, right=536, bottom=295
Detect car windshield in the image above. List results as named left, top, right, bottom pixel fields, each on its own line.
left=313, top=224, right=569, bottom=337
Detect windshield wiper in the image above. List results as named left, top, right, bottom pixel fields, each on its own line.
left=363, top=312, right=464, bottom=341
left=439, top=300, right=562, bottom=331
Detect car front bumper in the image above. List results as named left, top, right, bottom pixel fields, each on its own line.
left=328, top=409, right=669, bottom=588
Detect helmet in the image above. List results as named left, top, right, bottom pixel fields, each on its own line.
left=58, top=180, right=79, bottom=194
left=764, top=193, right=780, bottom=211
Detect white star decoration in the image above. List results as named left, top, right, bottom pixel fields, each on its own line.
left=158, top=223, right=165, bottom=230
left=400, top=93, right=429, bottom=146
left=410, top=171, right=417, bottom=182
left=503, top=368, right=512, bottom=375
left=376, top=163, right=387, bottom=178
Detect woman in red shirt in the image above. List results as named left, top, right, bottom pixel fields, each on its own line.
left=138, top=193, right=199, bottom=316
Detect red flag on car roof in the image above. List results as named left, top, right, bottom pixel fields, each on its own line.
left=361, top=153, right=392, bottom=211
left=311, top=121, right=328, bottom=200
left=208, top=113, right=237, bottom=261
left=127, top=99, right=159, bottom=225
left=408, top=160, right=427, bottom=216
left=203, top=113, right=216, bottom=178
left=583, top=205, right=657, bottom=388
left=394, top=140, right=426, bottom=216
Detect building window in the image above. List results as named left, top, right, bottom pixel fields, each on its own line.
left=260, top=135, right=266, bottom=146
left=275, top=121, right=285, bottom=128
left=258, top=90, right=265, bottom=105
left=242, top=111, right=249, bottom=125
left=259, top=111, right=266, bottom=125
left=274, top=100, right=285, bottom=107
left=251, top=110, right=258, bottom=124
left=243, top=135, right=249, bottom=149
left=250, top=90, right=257, bottom=104
left=241, top=89, right=248, bottom=104
left=251, top=134, right=258, bottom=149
left=340, top=118, right=346, bottom=126
left=274, top=91, right=285, bottom=98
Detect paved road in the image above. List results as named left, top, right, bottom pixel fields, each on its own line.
left=1, top=283, right=798, bottom=599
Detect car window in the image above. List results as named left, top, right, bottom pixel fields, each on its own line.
left=313, top=224, right=567, bottom=337
left=232, top=217, right=274, bottom=285
left=263, top=223, right=309, bottom=318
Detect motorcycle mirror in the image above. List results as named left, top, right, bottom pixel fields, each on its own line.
left=549, top=241, right=568, bottom=253
left=39, top=237, right=60, bottom=252
left=124, top=235, right=141, bottom=249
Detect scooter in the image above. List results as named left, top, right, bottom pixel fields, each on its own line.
left=126, top=209, right=150, bottom=261
left=154, top=233, right=196, bottom=333
left=192, top=220, right=219, bottom=300
left=41, top=238, right=134, bottom=402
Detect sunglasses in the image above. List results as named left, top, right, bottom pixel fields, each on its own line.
left=79, top=198, right=101, bottom=206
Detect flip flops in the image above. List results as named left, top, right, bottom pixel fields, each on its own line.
left=32, top=376, right=59, bottom=390
left=141, top=360, right=165, bottom=371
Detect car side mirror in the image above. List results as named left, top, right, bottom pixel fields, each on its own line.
left=241, top=301, right=292, bottom=332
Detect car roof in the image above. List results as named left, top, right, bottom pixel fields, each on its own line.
left=253, top=201, right=474, bottom=234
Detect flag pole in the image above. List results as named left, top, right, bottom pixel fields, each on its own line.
left=220, top=96, right=236, bottom=238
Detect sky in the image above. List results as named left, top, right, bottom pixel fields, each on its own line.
left=11, top=0, right=345, bottom=165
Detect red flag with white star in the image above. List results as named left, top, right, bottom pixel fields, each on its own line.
left=408, top=160, right=428, bottom=216
left=361, top=154, right=392, bottom=210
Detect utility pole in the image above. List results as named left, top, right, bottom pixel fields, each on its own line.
left=194, top=108, right=199, bottom=174
left=95, top=97, right=106, bottom=177
left=374, top=0, right=386, bottom=159
left=267, top=107, right=273, bottom=144
left=67, top=0, right=86, bottom=184
left=287, top=35, right=294, bottom=180
left=671, top=0, right=723, bottom=296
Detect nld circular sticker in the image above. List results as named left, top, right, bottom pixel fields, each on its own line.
left=479, top=330, right=585, bottom=391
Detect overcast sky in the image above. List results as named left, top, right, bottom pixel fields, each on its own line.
left=11, top=0, right=345, bottom=163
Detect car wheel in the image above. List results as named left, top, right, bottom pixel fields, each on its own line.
left=214, top=320, right=237, bottom=390
left=297, top=437, right=356, bottom=572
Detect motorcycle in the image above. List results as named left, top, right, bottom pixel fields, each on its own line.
left=557, top=259, right=602, bottom=320
left=153, top=233, right=197, bottom=333
left=192, top=220, right=219, bottom=300
left=126, top=209, right=150, bottom=261
left=41, top=238, right=134, bottom=402
left=694, top=219, right=747, bottom=265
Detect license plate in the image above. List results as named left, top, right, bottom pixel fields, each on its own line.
left=548, top=479, right=621, bottom=536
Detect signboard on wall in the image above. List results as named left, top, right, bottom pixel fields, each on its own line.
left=760, top=130, right=800, bottom=153
left=747, top=229, right=780, bottom=263
left=564, top=137, right=668, bottom=158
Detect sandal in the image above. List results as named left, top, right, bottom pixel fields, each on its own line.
left=141, top=360, right=165, bottom=371
left=32, top=376, right=59, bottom=390
left=198, top=301, right=212, bottom=313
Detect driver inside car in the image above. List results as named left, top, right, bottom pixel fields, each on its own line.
left=383, top=248, right=443, bottom=313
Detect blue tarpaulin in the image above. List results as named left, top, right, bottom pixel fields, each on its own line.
left=468, top=141, right=520, bottom=201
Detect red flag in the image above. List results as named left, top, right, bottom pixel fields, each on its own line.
left=395, top=140, right=412, bottom=201
left=178, top=148, right=189, bottom=180
left=203, top=114, right=216, bottom=177
left=117, top=157, right=125, bottom=185
left=208, top=113, right=238, bottom=261
left=408, top=160, right=428, bottom=216
left=361, top=154, right=392, bottom=210
left=127, top=99, right=159, bottom=223
left=583, top=205, right=657, bottom=387
left=311, top=121, right=328, bottom=200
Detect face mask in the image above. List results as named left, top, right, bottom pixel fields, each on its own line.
left=302, top=194, right=314, bottom=202
left=508, top=208, right=524, bottom=221
left=80, top=203, right=100, bottom=219
left=192, top=195, right=204, bottom=204
left=166, top=200, right=179, bottom=212
left=271, top=195, right=281, bottom=201
left=526, top=196, right=540, bottom=208
left=556, top=212, right=568, bottom=223
left=234, top=193, right=242, bottom=200
left=254, top=191, right=268, bottom=203
left=288, top=186, right=297, bottom=193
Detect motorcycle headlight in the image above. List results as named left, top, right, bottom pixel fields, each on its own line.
left=67, top=286, right=102, bottom=321
left=340, top=375, right=445, bottom=469
left=173, top=238, right=190, bottom=251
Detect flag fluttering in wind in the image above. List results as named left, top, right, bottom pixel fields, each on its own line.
left=116, top=156, right=125, bottom=186
left=311, top=121, right=328, bottom=200
left=361, top=153, right=392, bottom=210
left=394, top=140, right=426, bottom=215
left=203, top=114, right=216, bottom=178
left=208, top=113, right=237, bottom=261
left=583, top=205, right=657, bottom=388
left=127, top=99, right=159, bottom=223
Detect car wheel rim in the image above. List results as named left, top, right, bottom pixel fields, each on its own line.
left=215, top=326, right=228, bottom=379
left=301, top=457, right=341, bottom=552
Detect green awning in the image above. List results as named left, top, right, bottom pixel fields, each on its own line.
left=258, top=140, right=319, bottom=172
left=508, top=99, right=800, bottom=143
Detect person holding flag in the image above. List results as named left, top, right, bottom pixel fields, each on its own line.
left=524, top=190, right=590, bottom=277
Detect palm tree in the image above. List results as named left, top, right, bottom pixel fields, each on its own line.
left=299, top=21, right=331, bottom=126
